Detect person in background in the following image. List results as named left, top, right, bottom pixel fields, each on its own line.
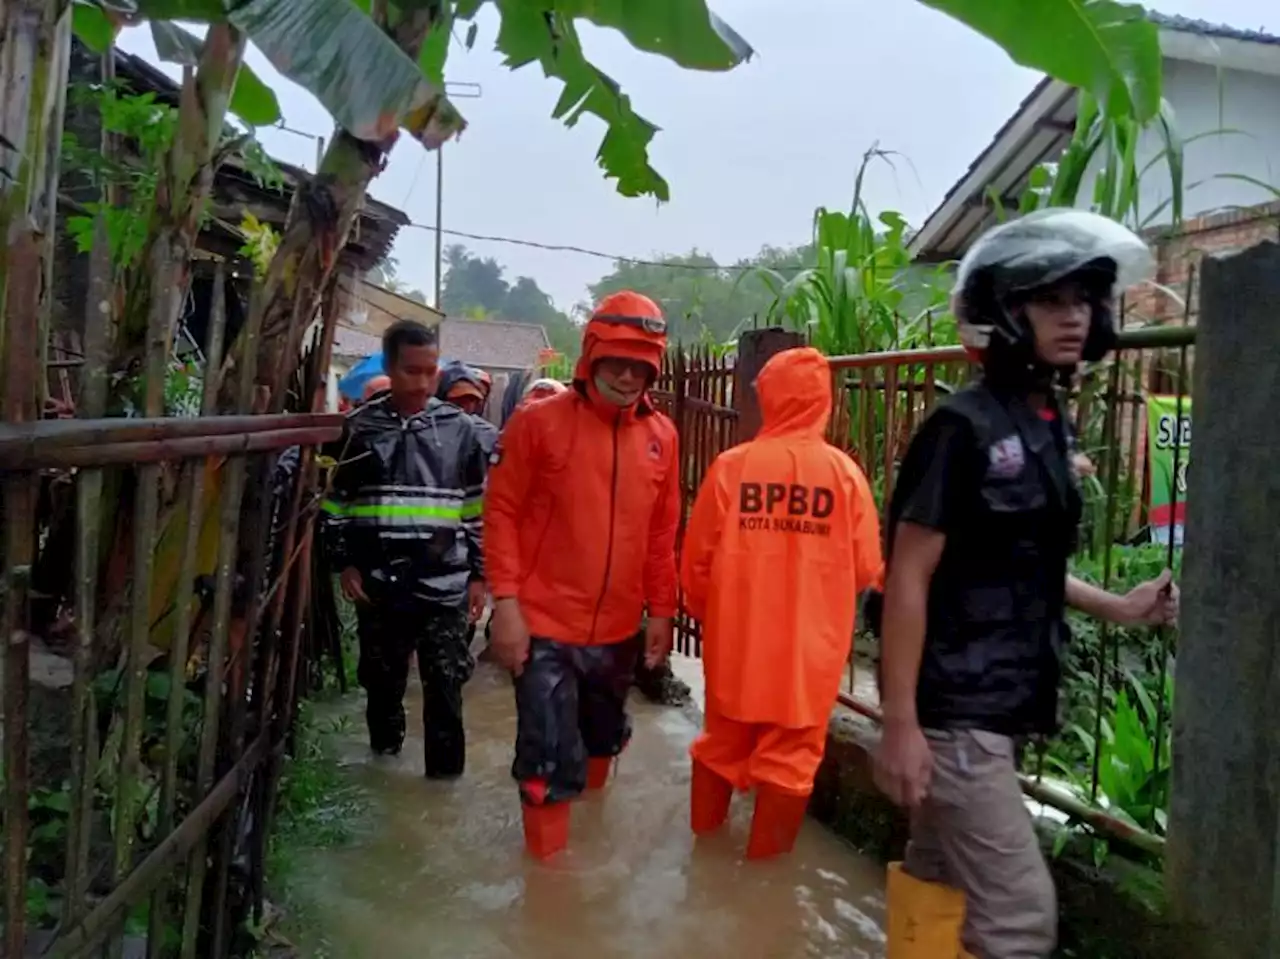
left=680, top=346, right=883, bottom=859
left=521, top=377, right=567, bottom=407
left=438, top=360, right=499, bottom=454
left=484, top=291, right=680, bottom=860
left=871, top=210, right=1179, bottom=959
left=437, top=360, right=501, bottom=658
left=322, top=320, right=489, bottom=779
left=361, top=374, right=391, bottom=403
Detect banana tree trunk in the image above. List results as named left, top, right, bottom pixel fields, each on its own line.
left=0, top=2, right=71, bottom=954
left=110, top=25, right=248, bottom=896
left=219, top=7, right=444, bottom=412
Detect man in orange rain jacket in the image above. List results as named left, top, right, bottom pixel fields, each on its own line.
left=680, top=346, right=884, bottom=859
left=484, top=291, right=680, bottom=860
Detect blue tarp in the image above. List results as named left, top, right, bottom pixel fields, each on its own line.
left=337, top=352, right=385, bottom=400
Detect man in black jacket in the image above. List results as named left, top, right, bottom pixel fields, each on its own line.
left=872, top=211, right=1179, bottom=958
left=322, top=321, right=488, bottom=778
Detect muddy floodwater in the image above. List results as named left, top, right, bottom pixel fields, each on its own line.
left=285, top=663, right=887, bottom=959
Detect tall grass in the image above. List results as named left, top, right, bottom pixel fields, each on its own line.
left=747, top=146, right=952, bottom=356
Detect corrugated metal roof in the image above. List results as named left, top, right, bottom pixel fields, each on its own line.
left=1147, top=12, right=1280, bottom=47
left=332, top=325, right=383, bottom=359
left=439, top=318, right=551, bottom=371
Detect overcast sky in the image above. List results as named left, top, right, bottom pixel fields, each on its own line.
left=117, top=0, right=1279, bottom=312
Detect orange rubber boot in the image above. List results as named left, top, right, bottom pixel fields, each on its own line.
left=690, top=760, right=733, bottom=835
left=745, top=785, right=809, bottom=860
left=522, top=801, right=570, bottom=860
left=585, top=757, right=613, bottom=790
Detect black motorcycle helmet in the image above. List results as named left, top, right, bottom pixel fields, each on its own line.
left=953, top=209, right=1154, bottom=373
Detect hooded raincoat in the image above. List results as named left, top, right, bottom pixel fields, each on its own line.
left=438, top=359, right=500, bottom=455
left=681, top=347, right=883, bottom=792
left=484, top=291, right=680, bottom=814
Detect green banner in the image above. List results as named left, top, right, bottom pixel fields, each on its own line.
left=1146, top=394, right=1190, bottom=545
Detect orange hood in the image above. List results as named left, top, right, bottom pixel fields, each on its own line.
left=573, top=290, right=667, bottom=388
left=755, top=347, right=832, bottom=439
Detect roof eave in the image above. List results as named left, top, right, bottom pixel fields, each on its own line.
left=907, top=78, right=1076, bottom=262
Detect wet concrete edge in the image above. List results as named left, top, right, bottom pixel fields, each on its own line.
left=808, top=710, right=1177, bottom=959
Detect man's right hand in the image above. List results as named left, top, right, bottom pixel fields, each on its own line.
left=339, top=567, right=370, bottom=604
left=873, top=719, right=934, bottom=809
left=489, top=598, right=531, bottom=677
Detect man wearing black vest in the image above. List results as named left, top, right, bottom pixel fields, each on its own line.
left=873, top=210, right=1179, bottom=959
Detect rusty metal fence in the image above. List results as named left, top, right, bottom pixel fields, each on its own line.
left=652, top=346, right=737, bottom=657
left=826, top=311, right=1194, bottom=857
left=659, top=287, right=1195, bottom=858
left=1, top=265, right=342, bottom=956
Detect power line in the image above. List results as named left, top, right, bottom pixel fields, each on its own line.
left=360, top=206, right=795, bottom=273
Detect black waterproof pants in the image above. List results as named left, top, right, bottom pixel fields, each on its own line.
left=356, top=598, right=474, bottom=777
left=512, top=634, right=643, bottom=804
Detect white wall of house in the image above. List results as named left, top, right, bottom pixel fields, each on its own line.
left=1105, top=58, right=1280, bottom=228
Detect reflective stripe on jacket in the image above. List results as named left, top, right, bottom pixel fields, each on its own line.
left=322, top=395, right=487, bottom=607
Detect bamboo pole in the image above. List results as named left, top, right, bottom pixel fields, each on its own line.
left=63, top=201, right=117, bottom=928
left=111, top=210, right=183, bottom=955
left=2, top=422, right=342, bottom=469
left=45, top=733, right=269, bottom=959
left=147, top=263, right=228, bottom=957
left=0, top=8, right=71, bottom=949
left=0, top=411, right=344, bottom=457
left=180, top=284, right=263, bottom=959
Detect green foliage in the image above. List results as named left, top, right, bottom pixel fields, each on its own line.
left=1043, top=545, right=1178, bottom=842
left=147, top=20, right=282, bottom=127
left=1012, top=89, right=1188, bottom=238
left=71, top=2, right=118, bottom=54
left=74, top=0, right=467, bottom=146
left=239, top=212, right=280, bottom=280
left=64, top=84, right=178, bottom=269
left=588, top=246, right=811, bottom=346
left=268, top=703, right=370, bottom=883
left=63, top=82, right=282, bottom=277
left=443, top=1, right=753, bottom=200
left=918, top=0, right=1162, bottom=122
left=440, top=244, right=583, bottom=360
left=751, top=148, right=954, bottom=355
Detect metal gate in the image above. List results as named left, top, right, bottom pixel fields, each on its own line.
left=652, top=347, right=737, bottom=656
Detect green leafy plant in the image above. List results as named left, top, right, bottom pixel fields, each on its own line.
left=64, top=84, right=179, bottom=269
left=239, top=212, right=281, bottom=279
left=750, top=147, right=953, bottom=355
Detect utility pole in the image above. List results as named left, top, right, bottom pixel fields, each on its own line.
left=434, top=146, right=444, bottom=308
left=435, top=81, right=482, bottom=312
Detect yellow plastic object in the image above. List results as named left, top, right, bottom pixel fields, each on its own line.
left=885, top=862, right=967, bottom=959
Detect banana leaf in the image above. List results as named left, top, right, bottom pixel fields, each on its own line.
left=149, top=20, right=281, bottom=126
left=77, top=0, right=467, bottom=147
left=917, top=0, right=1161, bottom=122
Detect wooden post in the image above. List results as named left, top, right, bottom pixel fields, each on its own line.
left=1166, top=240, right=1280, bottom=959
left=732, top=327, right=804, bottom=442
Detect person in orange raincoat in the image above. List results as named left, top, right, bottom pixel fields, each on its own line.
left=680, top=346, right=884, bottom=859
left=484, top=291, right=680, bottom=860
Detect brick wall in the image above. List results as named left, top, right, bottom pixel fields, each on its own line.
left=1127, top=200, right=1280, bottom=326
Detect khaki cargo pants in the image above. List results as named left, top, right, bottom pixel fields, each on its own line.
left=903, top=729, right=1057, bottom=959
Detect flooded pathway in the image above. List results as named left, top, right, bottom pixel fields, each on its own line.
left=285, top=662, right=887, bottom=959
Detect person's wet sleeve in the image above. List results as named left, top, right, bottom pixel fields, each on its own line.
left=645, top=430, right=682, bottom=619
left=319, top=422, right=356, bottom=569
left=462, top=425, right=487, bottom=581
left=679, top=457, right=727, bottom=623
left=848, top=462, right=885, bottom=591
left=891, top=409, right=978, bottom=535
left=483, top=411, right=536, bottom=599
